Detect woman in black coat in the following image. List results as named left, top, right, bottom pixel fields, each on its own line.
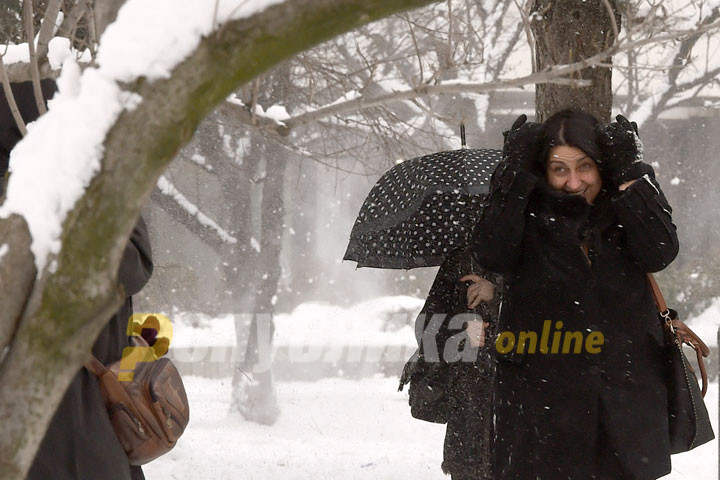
left=472, top=109, right=678, bottom=479
left=400, top=247, right=501, bottom=480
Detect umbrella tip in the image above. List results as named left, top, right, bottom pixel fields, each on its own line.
left=460, top=123, right=467, bottom=149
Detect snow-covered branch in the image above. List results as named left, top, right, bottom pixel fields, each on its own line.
left=225, top=13, right=720, bottom=137
left=155, top=175, right=237, bottom=245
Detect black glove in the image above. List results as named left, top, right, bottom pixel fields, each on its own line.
left=502, top=114, right=545, bottom=177
left=596, top=114, right=647, bottom=185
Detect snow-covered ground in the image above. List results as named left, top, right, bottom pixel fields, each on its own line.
left=145, top=298, right=720, bottom=479
left=143, top=376, right=717, bottom=479
left=687, top=298, right=720, bottom=349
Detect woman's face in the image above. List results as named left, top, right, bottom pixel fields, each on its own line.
left=546, top=145, right=602, bottom=204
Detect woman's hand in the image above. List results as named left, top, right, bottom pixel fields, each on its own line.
left=460, top=274, right=495, bottom=309
left=619, top=179, right=637, bottom=191
left=465, top=320, right=490, bottom=348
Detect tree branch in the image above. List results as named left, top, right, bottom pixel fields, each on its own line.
left=23, top=0, right=46, bottom=115
left=53, top=1, right=88, bottom=44
left=0, top=214, right=35, bottom=363
left=222, top=15, right=720, bottom=137
left=0, top=55, right=28, bottom=135
left=600, top=0, right=619, bottom=42
left=150, top=182, right=237, bottom=251
left=35, top=0, right=64, bottom=64
left=2, top=60, right=56, bottom=83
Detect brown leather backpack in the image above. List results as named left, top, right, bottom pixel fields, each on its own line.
left=84, top=337, right=190, bottom=465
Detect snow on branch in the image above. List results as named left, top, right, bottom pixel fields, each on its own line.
left=224, top=11, right=720, bottom=138
left=0, top=0, right=284, bottom=272
left=156, top=176, right=237, bottom=244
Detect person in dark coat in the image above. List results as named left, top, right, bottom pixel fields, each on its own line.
left=0, top=80, right=154, bottom=480
left=400, top=247, right=502, bottom=480
left=26, top=218, right=153, bottom=480
left=472, top=109, right=678, bottom=479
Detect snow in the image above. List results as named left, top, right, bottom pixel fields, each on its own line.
left=143, top=376, right=447, bottom=480
left=0, top=0, right=286, bottom=273
left=170, top=296, right=423, bottom=349
left=1, top=44, right=30, bottom=65
left=264, top=105, right=290, bottom=123
left=250, top=237, right=261, bottom=252
left=376, top=78, right=409, bottom=93
left=47, top=37, right=72, bottom=70
left=2, top=16, right=86, bottom=69
left=98, top=0, right=287, bottom=82
left=273, top=296, right=421, bottom=348
left=301, top=90, right=361, bottom=115
left=152, top=298, right=719, bottom=478
left=472, top=93, right=490, bottom=133
left=171, top=312, right=237, bottom=348
left=156, top=175, right=238, bottom=244
left=226, top=93, right=244, bottom=107
left=687, top=298, right=720, bottom=348
left=224, top=94, right=292, bottom=127
left=189, top=153, right=213, bottom=171
left=142, top=376, right=718, bottom=479
left=0, top=244, right=7, bottom=263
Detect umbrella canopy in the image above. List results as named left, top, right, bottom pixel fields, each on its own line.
left=344, top=148, right=502, bottom=269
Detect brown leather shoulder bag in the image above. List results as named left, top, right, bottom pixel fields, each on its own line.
left=84, top=337, right=190, bottom=465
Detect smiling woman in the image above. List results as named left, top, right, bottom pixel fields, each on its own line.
left=470, top=109, right=689, bottom=479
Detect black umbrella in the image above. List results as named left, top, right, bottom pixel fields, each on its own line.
left=344, top=148, right=502, bottom=269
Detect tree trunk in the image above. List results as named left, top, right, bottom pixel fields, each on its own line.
left=531, top=0, right=620, bottom=122
left=229, top=64, right=291, bottom=424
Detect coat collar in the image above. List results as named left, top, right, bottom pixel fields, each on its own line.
left=531, top=179, right=592, bottom=219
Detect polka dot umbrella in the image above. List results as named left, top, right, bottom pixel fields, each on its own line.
left=344, top=148, right=502, bottom=269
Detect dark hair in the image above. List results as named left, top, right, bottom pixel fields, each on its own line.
left=539, top=108, right=602, bottom=170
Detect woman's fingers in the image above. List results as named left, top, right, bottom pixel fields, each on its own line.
left=468, top=291, right=481, bottom=309
left=460, top=274, right=496, bottom=307
left=465, top=320, right=486, bottom=348
left=459, top=274, right=482, bottom=283
left=463, top=277, right=496, bottom=307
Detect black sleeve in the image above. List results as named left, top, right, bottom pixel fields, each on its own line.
left=611, top=173, right=679, bottom=273
left=414, top=259, right=458, bottom=352
left=117, top=215, right=154, bottom=297
left=471, top=161, right=538, bottom=274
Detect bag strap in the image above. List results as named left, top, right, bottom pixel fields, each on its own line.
left=646, top=273, right=668, bottom=313
left=84, top=354, right=108, bottom=377
left=83, top=335, right=150, bottom=378
left=646, top=273, right=709, bottom=397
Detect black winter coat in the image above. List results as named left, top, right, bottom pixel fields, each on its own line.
left=412, top=248, right=502, bottom=479
left=472, top=161, right=679, bottom=480
left=27, top=217, right=154, bottom=480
